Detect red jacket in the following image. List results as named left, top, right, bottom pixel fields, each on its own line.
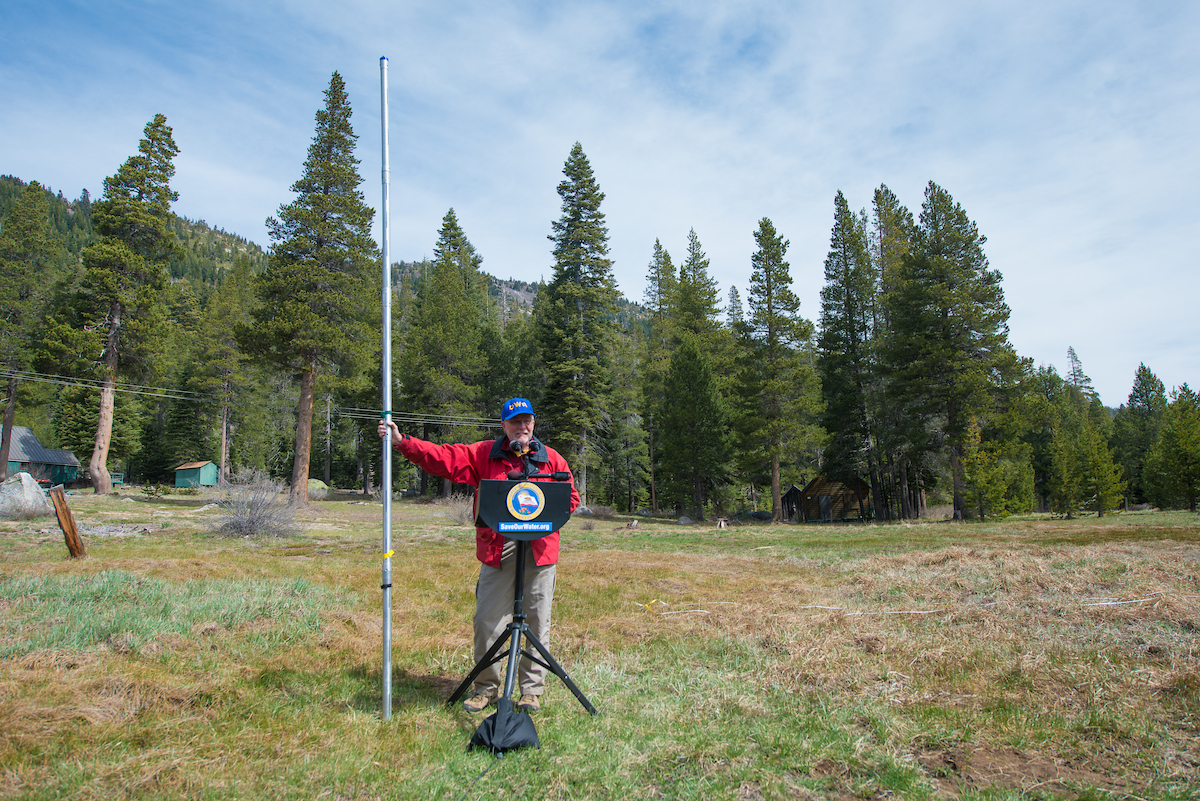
left=394, top=435, right=580, bottom=567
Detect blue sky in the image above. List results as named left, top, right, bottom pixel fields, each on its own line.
left=2, top=0, right=1197, bottom=406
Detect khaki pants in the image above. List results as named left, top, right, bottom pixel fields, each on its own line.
left=473, top=539, right=556, bottom=697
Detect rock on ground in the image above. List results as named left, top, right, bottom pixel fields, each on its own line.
left=0, top=472, right=51, bottom=515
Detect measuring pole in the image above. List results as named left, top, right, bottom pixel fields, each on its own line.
left=379, top=55, right=394, bottom=720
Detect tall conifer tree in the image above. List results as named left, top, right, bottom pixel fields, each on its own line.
left=867, top=185, right=915, bottom=518
left=660, top=335, right=729, bottom=519
left=40, top=115, right=179, bottom=493
left=675, top=228, right=739, bottom=403
left=736, top=218, right=821, bottom=521
left=535, top=143, right=618, bottom=503
left=595, top=329, right=649, bottom=512
left=675, top=229, right=722, bottom=341
left=1145, top=384, right=1200, bottom=512
left=881, top=182, right=1018, bottom=518
left=640, top=239, right=677, bottom=513
left=240, top=73, right=378, bottom=505
left=1048, top=383, right=1124, bottom=518
left=193, top=256, right=256, bottom=484
left=1112, top=363, right=1167, bottom=505
left=1066, top=346, right=1098, bottom=401
left=818, top=191, right=880, bottom=511
left=399, top=209, right=489, bottom=493
left=0, top=181, right=62, bottom=480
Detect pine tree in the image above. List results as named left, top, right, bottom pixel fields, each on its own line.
left=640, top=239, right=676, bottom=513
left=1047, top=382, right=1123, bottom=518
left=675, top=228, right=739, bottom=402
left=1022, top=364, right=1066, bottom=510
left=1111, top=363, right=1167, bottom=505
left=866, top=185, right=916, bottom=518
left=534, top=143, right=618, bottom=503
left=239, top=73, right=379, bottom=505
left=1080, top=416, right=1124, bottom=516
left=675, top=229, right=722, bottom=341
left=881, top=182, right=1017, bottom=519
left=0, top=181, right=62, bottom=480
left=1145, top=384, right=1200, bottom=511
left=399, top=209, right=489, bottom=494
left=726, top=286, right=744, bottom=327
left=39, top=115, right=179, bottom=493
left=817, top=191, right=880, bottom=508
left=659, top=335, right=729, bottom=520
left=868, top=185, right=913, bottom=330
left=961, top=416, right=1007, bottom=519
left=595, top=329, right=649, bottom=513
left=735, top=217, right=821, bottom=521
left=193, top=256, right=256, bottom=483
left=1066, top=346, right=1098, bottom=401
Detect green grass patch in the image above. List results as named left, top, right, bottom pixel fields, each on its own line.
left=0, top=570, right=342, bottom=658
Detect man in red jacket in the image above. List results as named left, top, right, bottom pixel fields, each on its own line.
left=378, top=397, right=580, bottom=713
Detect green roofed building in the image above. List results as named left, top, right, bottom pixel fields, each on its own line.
left=1, top=426, right=81, bottom=485
left=174, top=460, right=219, bottom=488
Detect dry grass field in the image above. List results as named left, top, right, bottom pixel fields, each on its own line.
left=1, top=490, right=1198, bottom=800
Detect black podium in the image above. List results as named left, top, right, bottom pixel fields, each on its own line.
left=446, top=477, right=597, bottom=716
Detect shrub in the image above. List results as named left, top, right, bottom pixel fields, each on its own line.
left=438, top=494, right=477, bottom=526
left=209, top=470, right=296, bottom=538
left=588, top=504, right=617, bottom=520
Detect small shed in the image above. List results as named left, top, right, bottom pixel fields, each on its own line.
left=798, top=475, right=873, bottom=522
left=781, top=484, right=804, bottom=521
left=1, top=426, right=81, bottom=485
left=175, top=460, right=219, bottom=488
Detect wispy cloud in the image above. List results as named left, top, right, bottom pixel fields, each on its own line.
left=2, top=0, right=1197, bottom=403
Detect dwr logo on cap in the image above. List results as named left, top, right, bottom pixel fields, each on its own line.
left=501, top=397, right=534, bottom=420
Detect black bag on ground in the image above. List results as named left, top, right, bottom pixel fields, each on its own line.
left=469, top=698, right=540, bottom=753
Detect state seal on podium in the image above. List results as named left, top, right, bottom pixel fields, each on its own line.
left=506, top=482, right=546, bottom=521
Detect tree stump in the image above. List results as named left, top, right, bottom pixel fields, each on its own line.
left=49, top=485, right=86, bottom=558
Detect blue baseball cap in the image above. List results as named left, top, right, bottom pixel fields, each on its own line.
left=501, top=397, right=535, bottom=420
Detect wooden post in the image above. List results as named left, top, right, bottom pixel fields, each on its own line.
left=49, top=485, right=86, bottom=559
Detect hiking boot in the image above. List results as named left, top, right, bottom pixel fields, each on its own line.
left=517, top=694, right=541, bottom=713
left=462, top=693, right=495, bottom=713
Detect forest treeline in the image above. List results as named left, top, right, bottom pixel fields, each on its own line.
left=2, top=72, right=1198, bottom=517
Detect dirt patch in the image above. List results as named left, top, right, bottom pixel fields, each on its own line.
left=917, top=745, right=1134, bottom=797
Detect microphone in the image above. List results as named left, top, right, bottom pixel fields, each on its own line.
left=520, top=470, right=572, bottom=482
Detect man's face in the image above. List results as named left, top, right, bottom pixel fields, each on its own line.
left=502, top=413, right=535, bottom=445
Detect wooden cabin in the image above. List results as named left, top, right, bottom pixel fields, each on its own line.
left=794, top=475, right=873, bottom=522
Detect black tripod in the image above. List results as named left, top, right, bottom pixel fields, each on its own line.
left=447, top=537, right=597, bottom=715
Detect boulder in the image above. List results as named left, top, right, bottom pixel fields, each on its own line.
left=0, top=472, right=51, bottom=515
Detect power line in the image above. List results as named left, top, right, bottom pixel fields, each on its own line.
left=0, top=369, right=502, bottom=429
left=0, top=368, right=216, bottom=403
left=337, top=406, right=501, bottom=428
